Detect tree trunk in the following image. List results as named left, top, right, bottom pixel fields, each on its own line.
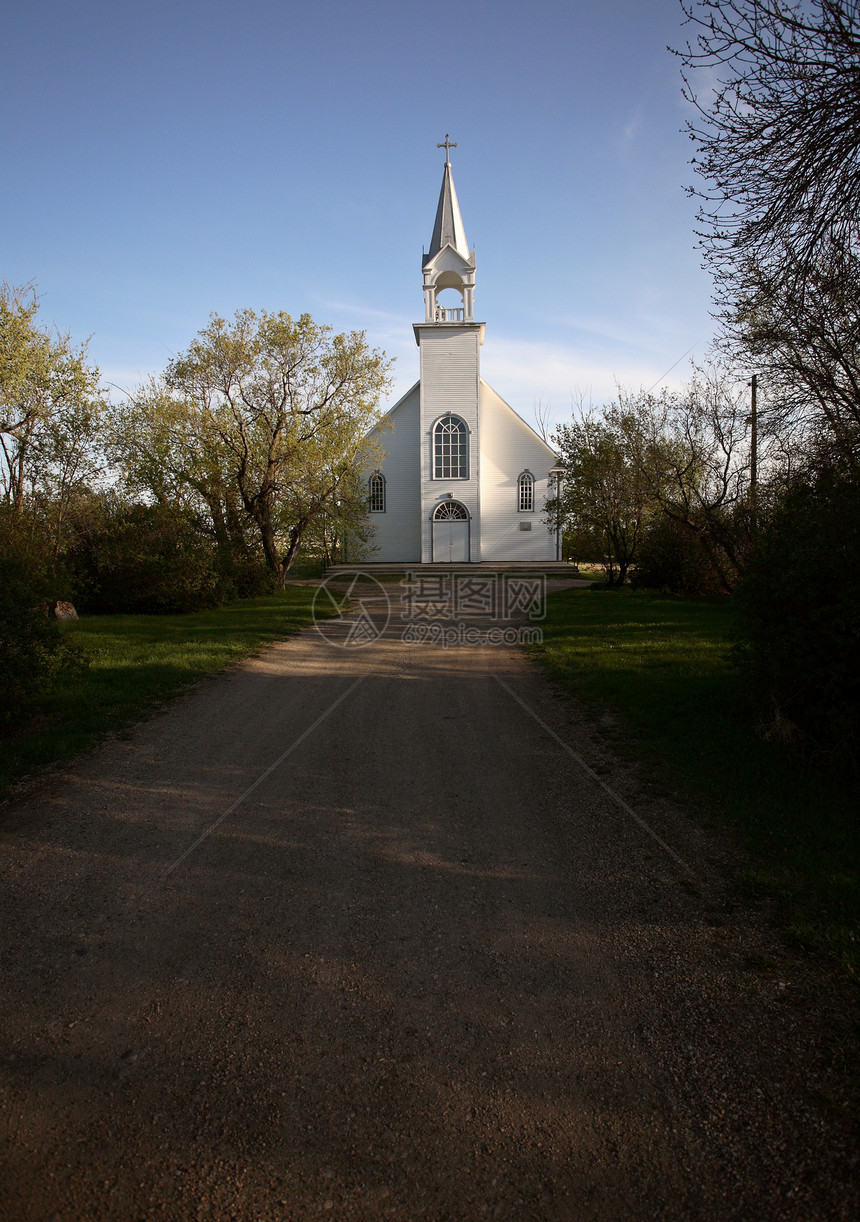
left=260, top=523, right=282, bottom=582
left=277, top=520, right=311, bottom=588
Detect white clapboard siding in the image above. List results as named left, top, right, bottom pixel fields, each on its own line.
left=418, top=325, right=483, bottom=561
left=478, top=381, right=557, bottom=562
left=365, top=383, right=421, bottom=561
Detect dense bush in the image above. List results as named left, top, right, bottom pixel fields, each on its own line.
left=69, top=501, right=225, bottom=614
left=562, top=525, right=606, bottom=567
left=0, top=555, right=81, bottom=730
left=214, top=548, right=277, bottom=601
left=733, top=468, right=860, bottom=760
left=633, top=513, right=728, bottom=595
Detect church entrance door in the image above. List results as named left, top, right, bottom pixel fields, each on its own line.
left=432, top=501, right=470, bottom=562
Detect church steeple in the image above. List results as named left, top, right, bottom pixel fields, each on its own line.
left=421, top=137, right=477, bottom=323
left=426, top=160, right=470, bottom=262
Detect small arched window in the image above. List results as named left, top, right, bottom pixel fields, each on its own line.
left=368, top=472, right=386, bottom=513
left=518, top=470, right=535, bottom=512
left=433, top=414, right=469, bottom=480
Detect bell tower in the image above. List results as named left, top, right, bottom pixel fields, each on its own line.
left=413, top=138, right=485, bottom=562
left=421, top=136, right=477, bottom=323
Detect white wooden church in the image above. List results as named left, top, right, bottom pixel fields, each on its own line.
left=364, top=143, right=560, bottom=564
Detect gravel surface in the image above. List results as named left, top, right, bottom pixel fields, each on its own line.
left=0, top=586, right=856, bottom=1220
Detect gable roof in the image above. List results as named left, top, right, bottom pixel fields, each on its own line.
left=480, top=380, right=559, bottom=460
left=370, top=380, right=419, bottom=430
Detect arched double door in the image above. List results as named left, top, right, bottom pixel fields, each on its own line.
left=432, top=501, right=470, bottom=563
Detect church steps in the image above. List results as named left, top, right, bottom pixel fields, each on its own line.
left=323, top=562, right=576, bottom=577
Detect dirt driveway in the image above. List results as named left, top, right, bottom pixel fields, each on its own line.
left=0, top=580, right=856, bottom=1220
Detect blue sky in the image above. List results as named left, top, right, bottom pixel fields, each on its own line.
left=2, top=0, right=715, bottom=432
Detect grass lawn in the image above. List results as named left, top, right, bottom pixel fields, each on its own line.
left=0, top=588, right=326, bottom=800
left=536, top=586, right=859, bottom=981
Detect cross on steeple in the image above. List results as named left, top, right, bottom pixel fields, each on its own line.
left=437, top=134, right=457, bottom=164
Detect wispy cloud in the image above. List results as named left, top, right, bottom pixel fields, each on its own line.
left=321, top=299, right=412, bottom=328
left=559, top=311, right=687, bottom=353
left=621, top=107, right=643, bottom=149
left=480, top=334, right=699, bottom=432
left=99, top=363, right=159, bottom=399
left=321, top=297, right=701, bottom=436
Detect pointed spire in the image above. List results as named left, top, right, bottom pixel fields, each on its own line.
left=426, top=158, right=470, bottom=262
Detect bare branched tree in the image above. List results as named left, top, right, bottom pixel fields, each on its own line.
left=532, top=397, right=553, bottom=443
left=725, top=238, right=860, bottom=458
left=614, top=369, right=755, bottom=589
left=676, top=2, right=860, bottom=454
left=676, top=0, right=860, bottom=290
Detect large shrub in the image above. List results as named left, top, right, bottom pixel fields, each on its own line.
left=69, top=500, right=224, bottom=615
left=213, top=546, right=276, bottom=601
left=0, top=555, right=80, bottom=730
left=733, top=468, right=860, bottom=759
left=633, top=513, right=728, bottom=596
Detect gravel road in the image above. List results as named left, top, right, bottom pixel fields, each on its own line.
left=1, top=582, right=856, bottom=1220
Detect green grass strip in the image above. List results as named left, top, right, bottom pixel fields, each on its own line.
left=537, top=586, right=859, bottom=981
left=0, top=588, right=327, bottom=800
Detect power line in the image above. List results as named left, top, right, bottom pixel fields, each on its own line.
left=645, top=342, right=699, bottom=395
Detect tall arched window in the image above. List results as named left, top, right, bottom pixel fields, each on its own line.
left=433, top=414, right=469, bottom=479
left=368, top=472, right=386, bottom=513
left=517, top=470, right=535, bottom=512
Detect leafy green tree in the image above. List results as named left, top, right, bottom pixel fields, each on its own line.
left=0, top=282, right=106, bottom=557
left=107, top=379, right=262, bottom=594
left=633, top=511, right=729, bottom=595
left=156, top=310, right=391, bottom=587
left=551, top=410, right=651, bottom=586
left=554, top=364, right=764, bottom=592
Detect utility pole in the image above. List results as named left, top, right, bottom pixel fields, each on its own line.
left=747, top=372, right=759, bottom=538
left=750, top=373, right=758, bottom=505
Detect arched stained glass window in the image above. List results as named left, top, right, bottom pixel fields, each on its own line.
left=368, top=472, right=385, bottom=513
left=518, top=470, right=535, bottom=512
left=433, top=414, right=468, bottom=479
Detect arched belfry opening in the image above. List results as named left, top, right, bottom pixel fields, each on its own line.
left=433, top=279, right=466, bottom=322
